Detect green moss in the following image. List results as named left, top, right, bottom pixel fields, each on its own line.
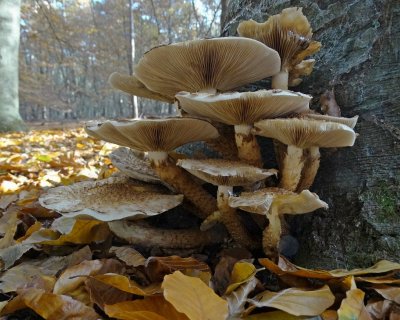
left=0, top=118, right=27, bottom=133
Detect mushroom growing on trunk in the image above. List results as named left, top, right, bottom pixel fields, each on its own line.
left=176, top=89, right=311, bottom=167
left=85, top=117, right=219, bottom=219
left=177, top=159, right=277, bottom=249
left=253, top=118, right=357, bottom=191
left=229, top=188, right=328, bottom=259
left=237, top=7, right=321, bottom=90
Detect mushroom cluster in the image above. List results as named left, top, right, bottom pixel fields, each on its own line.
left=39, top=7, right=358, bottom=261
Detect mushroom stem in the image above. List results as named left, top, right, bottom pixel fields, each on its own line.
left=206, top=122, right=238, bottom=160
left=234, top=124, right=263, bottom=167
left=148, top=152, right=218, bottom=219
left=218, top=186, right=258, bottom=249
left=279, top=145, right=305, bottom=191
left=108, top=220, right=224, bottom=249
left=297, top=146, right=321, bottom=191
left=263, top=205, right=281, bottom=260
left=271, top=69, right=289, bottom=90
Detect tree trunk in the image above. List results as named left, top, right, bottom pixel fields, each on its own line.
left=0, top=0, right=26, bottom=132
left=223, top=0, right=400, bottom=268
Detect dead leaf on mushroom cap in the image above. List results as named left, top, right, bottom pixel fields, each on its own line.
left=176, top=90, right=311, bottom=125
left=135, top=37, right=280, bottom=97
left=237, top=7, right=321, bottom=72
left=85, top=117, right=219, bottom=152
left=108, top=72, right=174, bottom=103
left=177, top=158, right=277, bottom=186
left=39, top=175, right=183, bottom=221
left=254, top=118, right=357, bottom=148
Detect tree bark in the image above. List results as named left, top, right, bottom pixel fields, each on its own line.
left=0, top=0, right=26, bottom=132
left=223, top=0, right=400, bottom=268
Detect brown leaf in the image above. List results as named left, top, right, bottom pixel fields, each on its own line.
left=0, top=288, right=99, bottom=320
left=162, top=271, right=228, bottom=320
left=337, top=288, right=372, bottom=320
left=104, top=296, right=189, bottom=320
left=145, top=255, right=210, bottom=283
left=110, top=246, right=146, bottom=267
left=366, top=299, right=394, bottom=320
left=373, top=285, right=400, bottom=304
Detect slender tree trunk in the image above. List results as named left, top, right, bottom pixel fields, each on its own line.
left=127, top=0, right=138, bottom=118
left=223, top=0, right=400, bottom=269
left=0, top=0, right=26, bottom=132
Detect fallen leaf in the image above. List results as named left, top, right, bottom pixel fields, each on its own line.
left=373, top=285, right=400, bottom=303
left=162, top=270, right=228, bottom=320
left=248, top=285, right=335, bottom=317
left=337, top=288, right=372, bottom=320
left=104, top=296, right=189, bottom=320
left=110, top=246, right=146, bottom=267
left=226, top=276, right=257, bottom=318
left=225, top=261, right=257, bottom=295
left=244, top=310, right=321, bottom=319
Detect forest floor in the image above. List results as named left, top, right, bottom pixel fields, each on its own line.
left=0, top=126, right=400, bottom=319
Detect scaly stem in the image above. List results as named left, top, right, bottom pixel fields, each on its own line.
left=297, top=147, right=321, bottom=191
left=218, top=186, right=258, bottom=249
left=271, top=69, right=289, bottom=90
left=279, top=145, right=304, bottom=191
left=234, top=124, right=263, bottom=168
left=148, top=152, right=217, bottom=219
left=263, top=206, right=281, bottom=260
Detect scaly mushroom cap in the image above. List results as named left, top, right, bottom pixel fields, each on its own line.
left=253, top=118, right=357, bottom=148
left=39, top=176, right=183, bottom=221
left=288, top=59, right=315, bottom=86
left=108, top=72, right=174, bottom=103
left=109, top=147, right=162, bottom=184
left=229, top=188, right=328, bottom=215
left=85, top=117, right=219, bottom=152
left=237, top=7, right=321, bottom=73
left=303, top=113, right=359, bottom=129
left=135, top=37, right=281, bottom=97
left=176, top=90, right=311, bottom=125
left=177, top=159, right=277, bottom=186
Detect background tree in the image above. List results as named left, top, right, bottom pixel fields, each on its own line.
left=0, top=0, right=26, bottom=132
left=223, top=0, right=400, bottom=268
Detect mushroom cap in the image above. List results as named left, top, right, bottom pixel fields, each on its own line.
left=253, top=118, right=357, bottom=148
left=303, top=113, right=359, bottom=129
left=176, top=159, right=277, bottom=186
left=288, top=59, right=315, bottom=87
left=237, top=7, right=321, bottom=72
left=135, top=37, right=281, bottom=97
left=176, top=90, right=311, bottom=125
left=229, top=188, right=328, bottom=215
left=108, top=72, right=174, bottom=103
left=85, top=117, right=219, bottom=152
left=39, top=176, right=183, bottom=221
left=109, top=147, right=162, bottom=184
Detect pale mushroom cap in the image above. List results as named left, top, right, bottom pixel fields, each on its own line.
left=108, top=72, right=174, bottom=103
left=253, top=118, right=357, bottom=148
left=303, top=113, right=359, bottom=129
left=39, top=176, right=184, bottom=221
left=85, top=117, right=219, bottom=152
left=176, top=90, right=311, bottom=125
left=237, top=7, right=321, bottom=70
left=229, top=188, right=328, bottom=215
left=135, top=37, right=281, bottom=97
left=176, top=159, right=277, bottom=186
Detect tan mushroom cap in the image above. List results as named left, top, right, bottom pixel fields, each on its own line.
left=229, top=188, right=328, bottom=215
left=135, top=37, right=281, bottom=97
left=176, top=90, right=311, bottom=125
left=288, top=59, right=315, bottom=87
left=253, top=118, right=357, bottom=148
left=177, top=159, right=277, bottom=186
left=108, top=72, right=174, bottom=103
left=39, top=176, right=184, bottom=221
left=303, top=113, right=359, bottom=129
left=85, top=117, right=219, bottom=152
left=237, top=7, right=321, bottom=71
left=109, top=147, right=161, bottom=184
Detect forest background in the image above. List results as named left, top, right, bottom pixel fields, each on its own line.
left=18, top=0, right=223, bottom=123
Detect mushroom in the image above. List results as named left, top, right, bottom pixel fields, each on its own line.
left=39, top=176, right=183, bottom=221
left=108, top=72, right=174, bottom=103
left=176, top=90, right=311, bottom=167
left=229, top=188, right=328, bottom=259
left=177, top=159, right=277, bottom=249
left=85, top=117, right=219, bottom=219
left=303, top=113, right=359, bottom=129
left=253, top=118, right=357, bottom=191
left=237, top=7, right=321, bottom=90
left=135, top=37, right=281, bottom=97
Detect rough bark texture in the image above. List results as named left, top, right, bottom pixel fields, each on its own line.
left=0, top=0, right=26, bottom=132
left=224, top=0, right=400, bottom=268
